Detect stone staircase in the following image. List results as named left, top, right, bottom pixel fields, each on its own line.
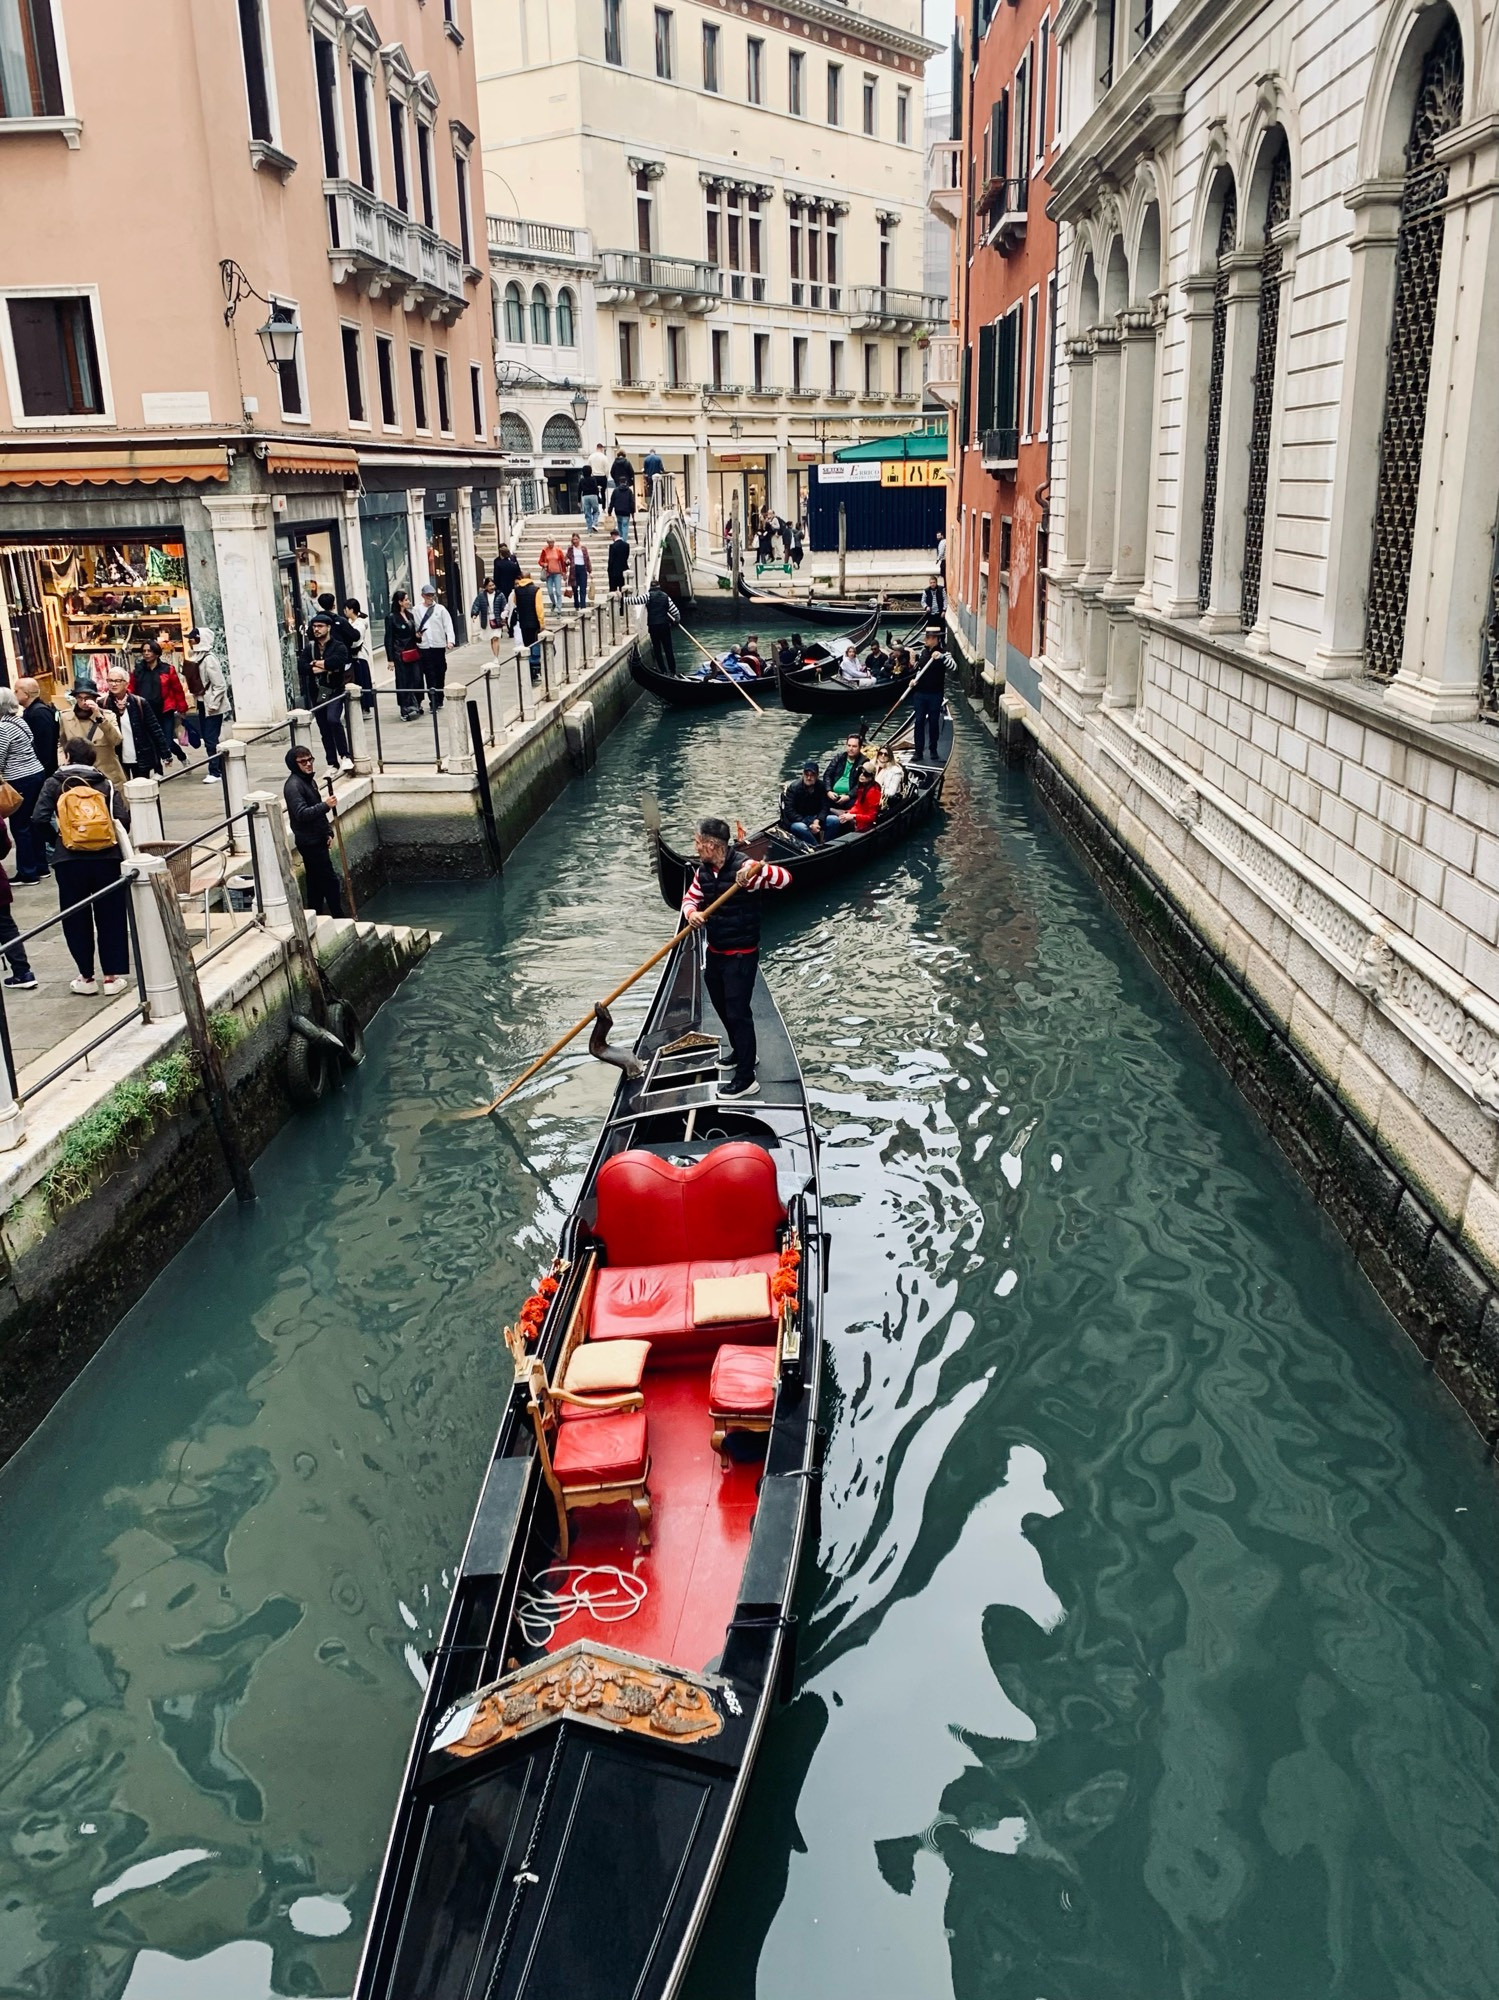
left=509, top=514, right=616, bottom=575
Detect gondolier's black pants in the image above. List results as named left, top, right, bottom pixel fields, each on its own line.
left=913, top=692, right=943, bottom=764
left=705, top=948, right=758, bottom=1087
left=650, top=625, right=677, bottom=674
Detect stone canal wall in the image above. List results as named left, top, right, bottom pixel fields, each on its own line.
left=0, top=915, right=433, bottom=1462
left=983, top=660, right=1499, bottom=1445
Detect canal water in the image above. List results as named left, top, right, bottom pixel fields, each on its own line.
left=4, top=665, right=1499, bottom=2000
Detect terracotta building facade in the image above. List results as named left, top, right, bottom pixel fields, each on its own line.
left=934, top=0, right=1058, bottom=697
left=0, top=0, right=500, bottom=721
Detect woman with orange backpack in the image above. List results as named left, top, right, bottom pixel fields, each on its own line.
left=33, top=740, right=132, bottom=997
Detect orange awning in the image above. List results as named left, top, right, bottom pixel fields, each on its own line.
left=0, top=446, right=231, bottom=488
left=264, top=445, right=360, bottom=477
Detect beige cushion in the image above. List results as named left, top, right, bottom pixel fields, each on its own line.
left=562, top=1338, right=651, bottom=1395
left=692, top=1272, right=772, bottom=1327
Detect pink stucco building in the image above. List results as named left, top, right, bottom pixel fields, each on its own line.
left=0, top=0, right=501, bottom=720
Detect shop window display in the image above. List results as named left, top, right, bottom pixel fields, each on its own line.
left=1, top=537, right=195, bottom=697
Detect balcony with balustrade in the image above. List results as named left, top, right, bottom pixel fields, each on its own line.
left=848, top=287, right=947, bottom=335
left=926, top=139, right=963, bottom=228
left=981, top=427, right=1019, bottom=473
left=978, top=176, right=1029, bottom=253
left=486, top=216, right=596, bottom=269
left=925, top=334, right=960, bottom=409
left=325, top=179, right=469, bottom=321
left=596, top=252, right=722, bottom=314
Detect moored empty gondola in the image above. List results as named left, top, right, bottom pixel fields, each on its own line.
left=353, top=940, right=823, bottom=2000
left=648, top=707, right=954, bottom=907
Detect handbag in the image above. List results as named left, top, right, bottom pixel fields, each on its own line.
left=0, top=781, right=21, bottom=819
left=400, top=645, right=421, bottom=664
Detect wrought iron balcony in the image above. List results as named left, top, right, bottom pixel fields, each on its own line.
left=597, top=251, right=722, bottom=313
left=926, top=139, right=963, bottom=228
left=848, top=286, right=947, bottom=333
left=979, top=176, right=1029, bottom=252
left=325, top=179, right=468, bottom=320
left=981, top=427, right=1020, bottom=472
left=486, top=215, right=594, bottom=264
left=925, top=334, right=961, bottom=408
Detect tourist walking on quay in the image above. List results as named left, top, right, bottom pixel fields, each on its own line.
left=385, top=589, right=422, bottom=721
left=568, top=533, right=591, bottom=610
left=415, top=581, right=455, bottom=713
left=60, top=686, right=126, bottom=791
left=283, top=747, right=344, bottom=919
left=606, top=526, right=630, bottom=597
left=644, top=580, right=680, bottom=673
left=103, top=666, right=170, bottom=780
left=299, top=614, right=352, bottom=771
left=340, top=598, right=374, bottom=715
left=16, top=679, right=58, bottom=777
left=131, top=643, right=189, bottom=767
left=680, top=817, right=790, bottom=1100
left=581, top=465, right=603, bottom=534
left=183, top=628, right=231, bottom=781
left=539, top=537, right=567, bottom=615
left=911, top=625, right=948, bottom=766
left=643, top=445, right=664, bottom=507
left=471, top=575, right=499, bottom=631
left=512, top=565, right=545, bottom=682
left=492, top=542, right=521, bottom=609
left=0, top=821, right=35, bottom=990
left=0, top=688, right=48, bottom=884
left=608, top=475, right=636, bottom=545
left=610, top=446, right=634, bottom=494
left=35, top=740, right=131, bottom=997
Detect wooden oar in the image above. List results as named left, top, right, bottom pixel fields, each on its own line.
left=871, top=678, right=918, bottom=744
left=456, top=877, right=750, bottom=1120
left=675, top=623, right=766, bottom=715
left=325, top=775, right=358, bottom=919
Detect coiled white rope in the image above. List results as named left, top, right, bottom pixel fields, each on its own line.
left=516, top=1564, right=648, bottom=1647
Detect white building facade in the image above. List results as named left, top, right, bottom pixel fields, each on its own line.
left=473, top=0, right=944, bottom=540
left=488, top=216, right=601, bottom=533
left=1028, top=0, right=1499, bottom=1339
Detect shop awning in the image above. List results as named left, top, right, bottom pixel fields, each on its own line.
left=832, top=427, right=949, bottom=462
left=265, top=445, right=361, bottom=477
left=0, top=445, right=231, bottom=488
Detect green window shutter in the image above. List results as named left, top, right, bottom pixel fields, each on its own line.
left=959, top=343, right=972, bottom=446
left=995, top=310, right=1018, bottom=432
left=976, top=322, right=996, bottom=437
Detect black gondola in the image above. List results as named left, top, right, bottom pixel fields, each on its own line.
left=649, top=708, right=954, bottom=907
left=775, top=659, right=917, bottom=717
left=734, top=578, right=884, bottom=626
left=354, top=939, right=824, bottom=2000
left=629, top=605, right=882, bottom=708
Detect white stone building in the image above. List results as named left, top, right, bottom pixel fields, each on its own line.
left=472, top=0, right=945, bottom=541
left=1022, top=0, right=1499, bottom=1313
left=487, top=216, right=601, bottom=532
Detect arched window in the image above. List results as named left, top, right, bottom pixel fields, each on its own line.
left=1196, top=177, right=1238, bottom=612
left=502, top=282, right=524, bottom=344
left=500, top=411, right=533, bottom=453
left=1241, top=137, right=1292, bottom=630
left=542, top=413, right=582, bottom=453
left=530, top=284, right=552, bottom=344
left=1365, top=16, right=1464, bottom=679
left=555, top=287, right=577, bottom=347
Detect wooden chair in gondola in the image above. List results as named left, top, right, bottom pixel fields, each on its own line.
left=708, top=1236, right=801, bottom=1457
left=518, top=1355, right=653, bottom=1557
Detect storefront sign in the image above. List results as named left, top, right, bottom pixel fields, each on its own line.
left=878, top=461, right=948, bottom=487
left=428, top=490, right=452, bottom=513
left=815, top=462, right=880, bottom=484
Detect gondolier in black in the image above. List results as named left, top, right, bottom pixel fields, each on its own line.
left=644, top=580, right=680, bottom=673
left=911, top=624, right=949, bottom=765
left=681, top=818, right=791, bottom=1099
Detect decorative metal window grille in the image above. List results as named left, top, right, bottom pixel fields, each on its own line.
left=1196, top=184, right=1237, bottom=613
left=1366, top=18, right=1463, bottom=682
left=541, top=414, right=582, bottom=452
left=500, top=411, right=533, bottom=453
left=1240, top=144, right=1292, bottom=631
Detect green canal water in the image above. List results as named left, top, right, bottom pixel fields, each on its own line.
left=3, top=686, right=1499, bottom=2000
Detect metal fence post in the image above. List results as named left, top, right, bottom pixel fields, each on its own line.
left=0, top=986, right=25, bottom=1149
left=125, top=775, right=165, bottom=845
left=222, top=740, right=251, bottom=855
left=127, top=856, right=183, bottom=1023
left=246, top=790, right=294, bottom=928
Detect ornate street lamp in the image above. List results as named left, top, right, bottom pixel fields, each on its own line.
left=220, top=259, right=300, bottom=374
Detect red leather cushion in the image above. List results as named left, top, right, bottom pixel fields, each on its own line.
left=710, top=1344, right=778, bottom=1418
left=593, top=1144, right=783, bottom=1269
left=552, top=1411, right=649, bottom=1486
left=591, top=1265, right=691, bottom=1343
left=594, top=1150, right=689, bottom=1265
left=683, top=1143, right=784, bottom=1261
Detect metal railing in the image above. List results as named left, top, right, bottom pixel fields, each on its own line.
left=982, top=427, right=1020, bottom=469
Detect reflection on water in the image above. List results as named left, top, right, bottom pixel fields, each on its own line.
left=3, top=690, right=1499, bottom=2000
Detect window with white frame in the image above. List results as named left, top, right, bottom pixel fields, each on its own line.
left=793, top=335, right=807, bottom=392
left=747, top=36, right=763, bottom=105
left=375, top=332, right=397, bottom=425
left=863, top=342, right=879, bottom=394
left=788, top=49, right=803, bottom=116
left=470, top=361, right=485, bottom=437
left=556, top=287, right=577, bottom=346
left=788, top=204, right=802, bottom=303
left=862, top=74, right=876, bottom=136
left=350, top=60, right=376, bottom=190
left=530, top=284, right=551, bottom=343
left=711, top=328, right=728, bottom=389
left=829, top=337, right=843, bottom=393
left=341, top=323, right=366, bottom=424
left=753, top=331, right=770, bottom=390
left=416, top=118, right=435, bottom=230
left=1037, top=15, right=1050, bottom=161
left=236, top=0, right=277, bottom=144
left=878, top=215, right=893, bottom=289
left=636, top=169, right=655, bottom=254
left=2, top=289, right=107, bottom=420
left=1039, top=272, right=1054, bottom=437
left=702, top=21, right=719, bottom=91
left=826, top=62, right=841, bottom=126
left=603, top=0, right=622, bottom=66
left=654, top=8, right=672, bottom=80
left=897, top=86, right=910, bottom=145
left=270, top=298, right=305, bottom=420
left=619, top=320, right=640, bottom=384
left=1023, top=285, right=1039, bottom=437
left=409, top=344, right=429, bottom=429
left=311, top=32, right=341, bottom=176
left=388, top=96, right=409, bottom=212
left=667, top=324, right=687, bottom=386
left=896, top=343, right=909, bottom=395
left=502, top=281, right=524, bottom=342
left=435, top=351, right=452, bottom=433
left=454, top=144, right=473, bottom=263
left=705, top=182, right=722, bottom=264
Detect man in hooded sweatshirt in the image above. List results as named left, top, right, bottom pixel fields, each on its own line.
left=282, top=746, right=344, bottom=918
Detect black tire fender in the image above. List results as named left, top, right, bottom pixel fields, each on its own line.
left=286, top=1024, right=329, bottom=1106
left=325, top=997, right=365, bottom=1068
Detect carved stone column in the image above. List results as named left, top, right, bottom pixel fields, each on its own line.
left=1159, top=273, right=1219, bottom=617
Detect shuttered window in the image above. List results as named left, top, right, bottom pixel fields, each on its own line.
left=994, top=307, right=1020, bottom=431
left=976, top=322, right=997, bottom=437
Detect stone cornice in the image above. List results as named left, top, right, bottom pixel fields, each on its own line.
left=697, top=0, right=940, bottom=73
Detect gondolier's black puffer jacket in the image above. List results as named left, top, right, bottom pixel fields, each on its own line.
left=692, top=849, right=763, bottom=952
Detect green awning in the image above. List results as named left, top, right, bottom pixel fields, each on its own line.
left=832, top=426, right=949, bottom=463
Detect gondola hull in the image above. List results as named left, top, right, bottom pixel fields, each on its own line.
left=629, top=642, right=778, bottom=707
left=652, top=711, right=954, bottom=908
left=734, top=579, right=880, bottom=626
left=353, top=944, right=824, bottom=2000
left=775, top=661, right=916, bottom=716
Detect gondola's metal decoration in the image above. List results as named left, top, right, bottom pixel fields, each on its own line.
left=438, top=1642, right=725, bottom=1754
left=1366, top=18, right=1464, bottom=683
left=1241, top=143, right=1292, bottom=631
left=1197, top=182, right=1238, bottom=613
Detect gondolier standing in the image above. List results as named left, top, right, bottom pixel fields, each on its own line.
left=681, top=818, right=790, bottom=1099
left=911, top=623, right=949, bottom=765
